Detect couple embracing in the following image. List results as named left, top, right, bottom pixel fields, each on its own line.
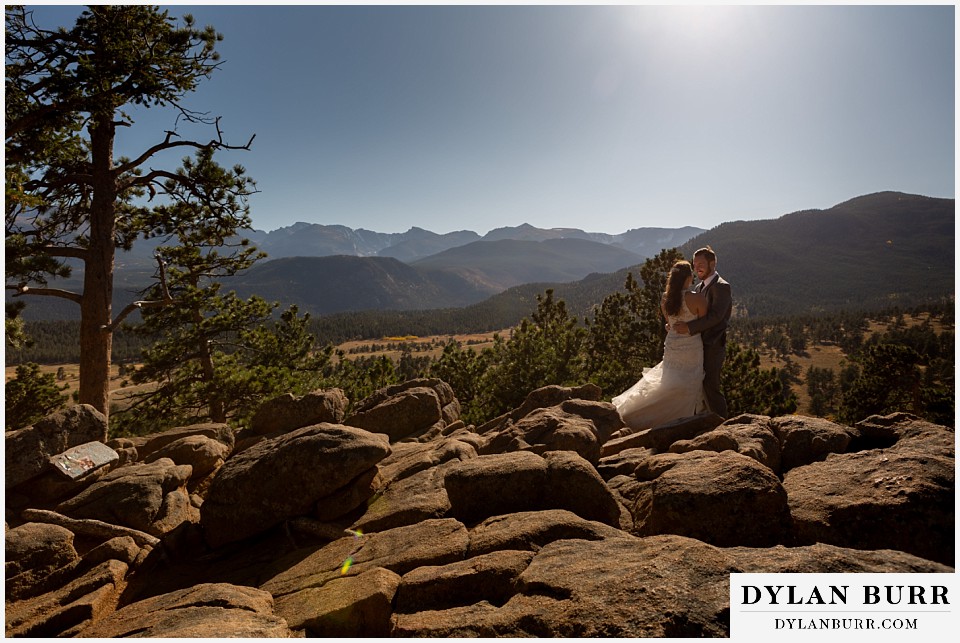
left=613, top=246, right=732, bottom=430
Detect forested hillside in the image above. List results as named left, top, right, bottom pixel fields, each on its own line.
left=678, top=191, right=953, bottom=315
left=409, top=238, right=642, bottom=291
left=10, top=287, right=952, bottom=433
left=228, top=255, right=494, bottom=314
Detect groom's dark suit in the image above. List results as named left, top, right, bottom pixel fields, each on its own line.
left=687, top=274, right=732, bottom=418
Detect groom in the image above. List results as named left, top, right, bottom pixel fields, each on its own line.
left=672, top=246, right=732, bottom=419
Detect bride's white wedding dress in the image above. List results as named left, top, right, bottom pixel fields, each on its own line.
left=612, top=298, right=706, bottom=430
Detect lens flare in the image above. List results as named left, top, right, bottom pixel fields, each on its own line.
left=339, top=529, right=365, bottom=575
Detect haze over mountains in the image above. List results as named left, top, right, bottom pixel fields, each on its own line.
left=18, top=224, right=704, bottom=320
left=230, top=222, right=704, bottom=264
left=10, top=192, right=954, bottom=324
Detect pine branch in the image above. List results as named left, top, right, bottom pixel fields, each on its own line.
left=105, top=299, right=178, bottom=333
left=41, top=246, right=89, bottom=260
left=104, top=254, right=178, bottom=332
left=117, top=118, right=255, bottom=178
left=7, top=284, right=82, bottom=304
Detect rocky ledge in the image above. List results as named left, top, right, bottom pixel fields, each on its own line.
left=5, top=379, right=954, bottom=637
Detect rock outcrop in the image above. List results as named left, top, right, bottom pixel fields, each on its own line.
left=4, top=384, right=954, bottom=638
left=606, top=449, right=791, bottom=545
left=345, top=378, right=460, bottom=442
left=784, top=413, right=955, bottom=566
left=6, top=405, right=108, bottom=489
left=250, top=388, right=349, bottom=436
left=200, top=423, right=391, bottom=548
left=55, top=458, right=199, bottom=538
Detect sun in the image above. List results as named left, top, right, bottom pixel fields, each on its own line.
left=621, top=5, right=751, bottom=52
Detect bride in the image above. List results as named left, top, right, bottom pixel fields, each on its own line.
left=612, top=260, right=708, bottom=430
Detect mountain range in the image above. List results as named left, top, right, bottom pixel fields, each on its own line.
left=226, top=237, right=652, bottom=315
left=483, top=191, right=955, bottom=320
left=14, top=223, right=704, bottom=320
left=9, top=192, right=954, bottom=326
left=306, top=191, right=955, bottom=339
left=119, top=221, right=703, bottom=266
left=235, top=222, right=703, bottom=263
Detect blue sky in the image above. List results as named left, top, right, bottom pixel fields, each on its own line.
left=25, top=3, right=956, bottom=235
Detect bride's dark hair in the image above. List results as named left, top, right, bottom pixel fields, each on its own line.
left=663, top=260, right=693, bottom=317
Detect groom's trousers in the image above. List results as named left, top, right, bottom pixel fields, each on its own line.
left=703, top=342, right=727, bottom=420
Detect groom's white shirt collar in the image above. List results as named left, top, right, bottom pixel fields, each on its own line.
left=700, top=272, right=718, bottom=289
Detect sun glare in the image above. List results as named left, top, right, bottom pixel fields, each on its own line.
left=622, top=5, right=749, bottom=53
left=673, top=5, right=734, bottom=42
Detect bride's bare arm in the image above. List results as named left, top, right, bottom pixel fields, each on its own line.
left=674, top=292, right=705, bottom=334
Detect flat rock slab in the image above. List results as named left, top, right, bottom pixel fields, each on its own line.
left=260, top=518, right=470, bottom=599
left=49, top=442, right=119, bottom=481
left=76, top=582, right=294, bottom=638
left=6, top=559, right=129, bottom=638
left=274, top=567, right=400, bottom=636
left=392, top=534, right=952, bottom=637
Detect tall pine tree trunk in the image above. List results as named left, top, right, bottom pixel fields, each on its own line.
left=78, top=117, right=116, bottom=421
left=202, top=343, right=226, bottom=423
left=192, top=291, right=226, bottom=423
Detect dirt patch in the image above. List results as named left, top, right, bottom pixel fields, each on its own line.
left=337, top=329, right=509, bottom=362
left=759, top=343, right=849, bottom=415
left=5, top=363, right=136, bottom=402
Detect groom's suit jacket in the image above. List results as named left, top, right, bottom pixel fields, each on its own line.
left=687, top=274, right=732, bottom=348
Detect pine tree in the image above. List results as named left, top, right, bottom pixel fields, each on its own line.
left=479, top=289, right=586, bottom=417
left=6, top=6, right=255, bottom=420
left=722, top=342, right=798, bottom=417
left=582, top=287, right=643, bottom=396
left=430, top=339, right=495, bottom=425
left=4, top=312, right=30, bottom=353
left=584, top=248, right=684, bottom=396
left=113, top=170, right=327, bottom=432
left=806, top=365, right=839, bottom=418
left=117, top=223, right=327, bottom=430
left=838, top=343, right=923, bottom=423
left=324, top=353, right=400, bottom=410
left=5, top=363, right=68, bottom=430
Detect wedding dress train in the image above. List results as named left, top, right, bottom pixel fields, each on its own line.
left=612, top=299, right=706, bottom=430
